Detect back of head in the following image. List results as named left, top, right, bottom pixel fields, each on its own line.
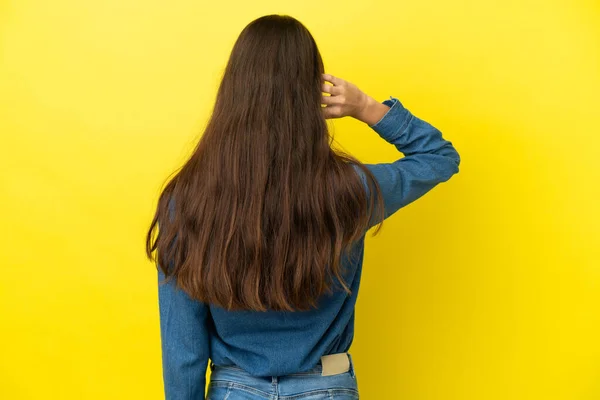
left=216, top=14, right=325, bottom=134
left=147, top=14, right=383, bottom=312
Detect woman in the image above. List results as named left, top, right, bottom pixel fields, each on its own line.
left=146, top=14, right=460, bottom=400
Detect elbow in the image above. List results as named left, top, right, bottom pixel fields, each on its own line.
left=440, top=143, right=461, bottom=176
left=450, top=152, right=461, bottom=177
left=444, top=148, right=461, bottom=180
left=445, top=141, right=461, bottom=172
left=453, top=151, right=461, bottom=171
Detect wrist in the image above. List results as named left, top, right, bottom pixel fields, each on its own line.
left=354, top=95, right=389, bottom=126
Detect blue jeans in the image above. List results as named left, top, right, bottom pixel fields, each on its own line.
left=207, top=353, right=359, bottom=399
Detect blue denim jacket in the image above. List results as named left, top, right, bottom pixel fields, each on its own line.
left=157, top=96, right=460, bottom=399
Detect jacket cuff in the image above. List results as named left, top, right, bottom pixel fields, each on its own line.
left=368, top=96, right=411, bottom=142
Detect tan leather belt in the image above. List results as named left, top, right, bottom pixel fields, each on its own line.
left=320, top=352, right=350, bottom=376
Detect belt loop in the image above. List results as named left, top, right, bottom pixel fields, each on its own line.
left=347, top=352, right=356, bottom=378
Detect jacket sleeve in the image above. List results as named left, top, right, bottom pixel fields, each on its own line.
left=158, top=266, right=210, bottom=400
left=355, top=96, right=461, bottom=230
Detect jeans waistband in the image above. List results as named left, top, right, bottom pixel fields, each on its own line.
left=208, top=352, right=358, bottom=399
left=210, top=351, right=355, bottom=378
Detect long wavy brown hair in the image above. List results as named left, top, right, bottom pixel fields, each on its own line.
left=146, top=14, right=384, bottom=312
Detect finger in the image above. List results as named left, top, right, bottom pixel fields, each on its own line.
left=322, top=83, right=342, bottom=95
left=321, top=94, right=338, bottom=105
left=322, top=106, right=334, bottom=119
left=322, top=105, right=341, bottom=119
left=322, top=73, right=342, bottom=86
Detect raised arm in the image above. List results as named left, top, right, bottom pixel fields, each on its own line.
left=358, top=95, right=460, bottom=229
left=321, top=74, right=460, bottom=230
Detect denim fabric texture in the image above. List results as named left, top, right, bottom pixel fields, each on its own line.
left=157, top=96, right=461, bottom=399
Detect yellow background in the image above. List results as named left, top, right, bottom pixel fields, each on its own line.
left=1, top=0, right=599, bottom=399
